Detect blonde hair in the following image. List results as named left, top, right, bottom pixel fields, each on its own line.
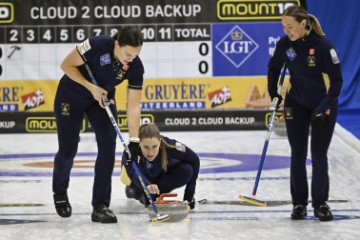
left=138, top=123, right=176, bottom=172
left=283, top=5, right=324, bottom=36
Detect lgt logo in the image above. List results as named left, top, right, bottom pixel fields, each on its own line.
left=0, top=3, right=14, bottom=23
left=215, top=25, right=259, bottom=68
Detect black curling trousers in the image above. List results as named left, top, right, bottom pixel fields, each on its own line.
left=52, top=80, right=117, bottom=208
left=284, top=96, right=338, bottom=207
left=156, top=163, right=193, bottom=193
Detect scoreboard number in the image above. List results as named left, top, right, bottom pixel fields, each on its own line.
left=57, top=27, right=72, bottom=43
left=25, top=28, right=36, bottom=42
left=141, top=26, right=156, bottom=41
left=8, top=28, right=21, bottom=43
left=199, top=42, right=210, bottom=74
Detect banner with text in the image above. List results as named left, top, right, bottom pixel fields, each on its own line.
left=0, top=0, right=301, bottom=112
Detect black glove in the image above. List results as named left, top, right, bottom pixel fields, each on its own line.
left=269, top=91, right=283, bottom=110
left=183, top=192, right=195, bottom=210
left=126, top=141, right=139, bottom=164
left=310, top=111, right=325, bottom=129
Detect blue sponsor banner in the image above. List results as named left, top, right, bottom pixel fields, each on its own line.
left=0, top=104, right=19, bottom=111
left=140, top=101, right=206, bottom=110
left=212, top=22, right=284, bottom=76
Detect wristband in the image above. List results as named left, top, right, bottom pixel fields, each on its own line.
left=129, top=137, right=140, bottom=143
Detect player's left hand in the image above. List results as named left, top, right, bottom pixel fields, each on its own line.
left=126, top=141, right=139, bottom=164
left=311, top=106, right=331, bottom=129
left=147, top=184, right=160, bottom=195
left=310, top=111, right=325, bottom=129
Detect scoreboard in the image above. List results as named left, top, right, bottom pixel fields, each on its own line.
left=0, top=0, right=301, bottom=112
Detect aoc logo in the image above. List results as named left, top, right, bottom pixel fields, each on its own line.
left=215, top=25, right=258, bottom=68
left=208, top=86, right=232, bottom=108
left=0, top=3, right=14, bottom=23
left=21, top=89, right=45, bottom=111
left=26, top=117, right=86, bottom=133
left=217, top=0, right=300, bottom=21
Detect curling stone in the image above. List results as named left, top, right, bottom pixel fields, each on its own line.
left=147, top=193, right=188, bottom=222
left=273, top=115, right=287, bottom=137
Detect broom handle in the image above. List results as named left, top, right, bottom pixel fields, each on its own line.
left=252, top=64, right=286, bottom=195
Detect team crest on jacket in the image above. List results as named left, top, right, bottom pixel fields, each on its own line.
left=114, top=63, right=129, bottom=80
left=100, top=53, right=111, bottom=66
left=307, top=56, right=316, bottom=67
left=330, top=49, right=339, bottom=64
left=175, top=142, right=186, bottom=152
left=286, top=48, right=297, bottom=61
left=113, top=63, right=129, bottom=80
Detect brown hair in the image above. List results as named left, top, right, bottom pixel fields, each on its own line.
left=283, top=5, right=324, bottom=36
left=138, top=123, right=176, bottom=172
left=113, top=26, right=143, bottom=47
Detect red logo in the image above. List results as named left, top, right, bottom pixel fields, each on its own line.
left=309, top=48, right=315, bottom=55
left=208, top=86, right=232, bottom=108
left=21, top=89, right=45, bottom=110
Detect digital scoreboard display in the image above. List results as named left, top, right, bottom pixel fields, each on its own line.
left=0, top=0, right=300, bottom=112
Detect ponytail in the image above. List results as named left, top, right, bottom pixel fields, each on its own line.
left=283, top=5, right=325, bottom=36
left=307, top=14, right=324, bottom=35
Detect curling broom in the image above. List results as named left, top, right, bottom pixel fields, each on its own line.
left=239, top=64, right=287, bottom=207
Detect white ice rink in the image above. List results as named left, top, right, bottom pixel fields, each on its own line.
left=1, top=124, right=359, bottom=240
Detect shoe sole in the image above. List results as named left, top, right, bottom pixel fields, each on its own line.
left=291, top=213, right=307, bottom=220
left=91, top=215, right=117, bottom=223
left=55, top=207, right=72, bottom=218
left=314, top=212, right=334, bottom=221
left=291, top=216, right=306, bottom=220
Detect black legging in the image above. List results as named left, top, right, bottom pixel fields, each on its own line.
left=52, top=80, right=117, bottom=207
left=285, top=95, right=338, bottom=207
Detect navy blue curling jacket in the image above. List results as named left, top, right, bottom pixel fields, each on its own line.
left=121, top=136, right=200, bottom=194
left=268, top=30, right=343, bottom=113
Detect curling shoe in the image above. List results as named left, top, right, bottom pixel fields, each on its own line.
left=139, top=195, right=150, bottom=208
left=91, top=204, right=117, bottom=223
left=125, top=186, right=137, bottom=199
left=291, top=204, right=307, bottom=220
left=126, top=186, right=150, bottom=207
left=187, top=198, right=196, bottom=210
left=183, top=192, right=195, bottom=210
left=53, top=193, right=72, bottom=218
left=314, top=203, right=334, bottom=222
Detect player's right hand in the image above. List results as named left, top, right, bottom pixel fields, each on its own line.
left=90, top=85, right=108, bottom=108
left=269, top=92, right=283, bottom=111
